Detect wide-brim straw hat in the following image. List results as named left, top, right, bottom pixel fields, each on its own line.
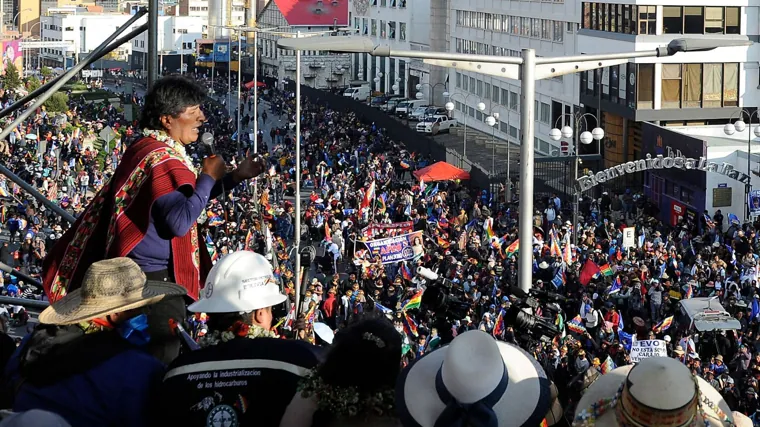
left=39, top=257, right=186, bottom=325
left=396, top=330, right=552, bottom=427
left=574, top=357, right=734, bottom=427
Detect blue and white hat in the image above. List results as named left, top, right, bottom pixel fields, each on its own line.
left=395, top=330, right=552, bottom=427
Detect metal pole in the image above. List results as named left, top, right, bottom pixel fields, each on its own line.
left=463, top=111, right=467, bottom=160
left=253, top=31, right=258, bottom=154
left=294, top=32, right=302, bottom=313
left=518, top=48, right=536, bottom=293
left=147, top=0, right=158, bottom=87
left=748, top=121, right=751, bottom=222
left=491, top=124, right=495, bottom=175
left=507, top=114, right=511, bottom=201
left=180, top=33, right=184, bottom=75
left=573, top=119, right=580, bottom=247
left=236, top=33, right=242, bottom=154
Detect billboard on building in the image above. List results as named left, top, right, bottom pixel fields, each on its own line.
left=642, top=122, right=707, bottom=188
left=0, top=41, right=23, bottom=76
left=213, top=41, right=230, bottom=63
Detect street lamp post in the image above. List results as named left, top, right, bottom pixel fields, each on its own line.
left=445, top=92, right=482, bottom=161
left=276, top=35, right=747, bottom=293
left=724, top=109, right=760, bottom=222
left=486, top=113, right=497, bottom=174
left=549, top=113, right=604, bottom=246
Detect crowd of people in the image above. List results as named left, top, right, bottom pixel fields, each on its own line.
left=0, top=70, right=754, bottom=427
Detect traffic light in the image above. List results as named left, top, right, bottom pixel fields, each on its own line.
left=560, top=140, right=574, bottom=156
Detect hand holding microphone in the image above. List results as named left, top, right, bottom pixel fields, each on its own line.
left=201, top=156, right=226, bottom=181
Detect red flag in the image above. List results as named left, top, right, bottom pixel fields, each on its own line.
left=579, top=259, right=601, bottom=286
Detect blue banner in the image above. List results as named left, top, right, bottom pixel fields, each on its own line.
left=363, top=231, right=424, bottom=264
left=213, top=42, right=230, bottom=62
left=749, top=189, right=760, bottom=217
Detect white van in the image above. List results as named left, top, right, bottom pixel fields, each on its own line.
left=343, top=86, right=370, bottom=101
left=396, top=100, right=427, bottom=118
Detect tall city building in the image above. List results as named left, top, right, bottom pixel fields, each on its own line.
left=447, top=1, right=581, bottom=157
left=258, top=0, right=350, bottom=88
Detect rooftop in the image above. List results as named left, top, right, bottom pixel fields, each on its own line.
left=273, top=0, right=348, bottom=27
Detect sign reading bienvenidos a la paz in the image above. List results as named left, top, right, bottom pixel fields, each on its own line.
left=578, top=154, right=750, bottom=191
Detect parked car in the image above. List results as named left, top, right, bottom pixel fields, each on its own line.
left=416, top=115, right=457, bottom=134
left=424, top=106, right=447, bottom=117
left=409, top=106, right=430, bottom=121
left=379, top=95, right=405, bottom=112
left=396, top=100, right=427, bottom=118
left=370, top=95, right=391, bottom=108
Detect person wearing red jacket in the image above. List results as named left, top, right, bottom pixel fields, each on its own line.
left=321, top=289, right=339, bottom=329
left=604, top=305, right=620, bottom=332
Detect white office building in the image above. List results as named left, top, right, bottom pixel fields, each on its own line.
left=258, top=0, right=350, bottom=89
left=130, top=16, right=206, bottom=73
left=40, top=13, right=136, bottom=67
left=446, top=2, right=581, bottom=157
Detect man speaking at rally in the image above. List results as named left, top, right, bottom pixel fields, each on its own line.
left=41, top=75, right=265, bottom=362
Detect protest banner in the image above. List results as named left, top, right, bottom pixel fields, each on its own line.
left=362, top=221, right=414, bottom=239
left=629, top=339, right=667, bottom=363
left=363, top=231, right=424, bottom=264
left=622, top=227, right=636, bottom=249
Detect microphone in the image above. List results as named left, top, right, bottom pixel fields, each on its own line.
left=201, top=132, right=216, bottom=155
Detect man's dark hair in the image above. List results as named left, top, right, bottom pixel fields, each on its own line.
left=139, top=75, right=207, bottom=130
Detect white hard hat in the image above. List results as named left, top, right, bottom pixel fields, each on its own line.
left=188, top=251, right=286, bottom=313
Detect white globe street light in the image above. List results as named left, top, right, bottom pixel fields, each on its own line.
left=392, top=84, right=399, bottom=92
left=485, top=115, right=496, bottom=127
left=395, top=77, right=401, bottom=82
left=416, top=83, right=422, bottom=90
left=443, top=91, right=450, bottom=98
left=724, top=123, right=736, bottom=136
left=754, top=127, right=760, bottom=138
left=377, top=72, right=384, bottom=78
left=373, top=77, right=380, bottom=83
left=735, top=120, right=747, bottom=132
left=561, top=126, right=573, bottom=139
left=477, top=102, right=486, bottom=112
left=445, top=102, right=455, bottom=111
left=493, top=112, right=500, bottom=120
left=416, top=92, right=423, bottom=99
left=591, top=127, right=605, bottom=141
left=549, top=128, right=562, bottom=141
left=579, top=131, right=593, bottom=145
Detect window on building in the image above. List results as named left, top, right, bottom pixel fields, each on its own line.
left=509, top=91, right=518, bottom=110
left=531, top=18, right=540, bottom=38
left=380, top=20, right=386, bottom=37
left=637, top=63, right=654, bottom=109
left=542, top=20, right=551, bottom=40
left=724, top=63, right=738, bottom=106
left=663, top=7, right=683, bottom=34
left=683, top=7, right=704, bottom=34
left=704, top=7, right=723, bottom=34
left=661, top=64, right=682, bottom=108
left=583, top=3, right=591, bottom=29
left=476, top=80, right=483, bottom=96
left=540, top=102, right=550, bottom=123
left=388, top=21, right=396, bottom=39
left=501, top=88, right=509, bottom=107
left=553, top=21, right=564, bottom=41
left=400, top=23, right=406, bottom=40
left=683, top=63, right=702, bottom=108
left=703, top=63, right=722, bottom=108
left=381, top=0, right=386, bottom=6
left=456, top=72, right=462, bottom=88
left=484, top=83, right=491, bottom=100
left=638, top=6, right=655, bottom=34
left=509, top=126, right=518, bottom=138
left=493, top=85, right=500, bottom=103
left=371, top=19, right=377, bottom=36
left=726, top=7, right=740, bottom=34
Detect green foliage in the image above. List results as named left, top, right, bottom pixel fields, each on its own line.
left=40, top=67, right=53, bottom=78
left=44, top=92, right=69, bottom=113
left=2, top=62, right=21, bottom=91
left=25, top=76, right=41, bottom=92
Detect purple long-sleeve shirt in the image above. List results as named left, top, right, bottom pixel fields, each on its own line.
left=129, top=172, right=237, bottom=272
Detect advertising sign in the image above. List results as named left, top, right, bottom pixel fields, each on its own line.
left=0, top=40, right=22, bottom=76
left=749, top=190, right=760, bottom=217
left=362, top=221, right=414, bottom=239
left=641, top=122, right=707, bottom=188
left=629, top=339, right=668, bottom=363
left=363, top=231, right=424, bottom=264
left=213, top=42, right=230, bottom=63
left=622, top=227, right=636, bottom=249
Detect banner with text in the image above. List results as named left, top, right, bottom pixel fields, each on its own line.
left=364, top=231, right=424, bottom=264
left=629, top=339, right=668, bottom=363
left=362, top=221, right=414, bottom=239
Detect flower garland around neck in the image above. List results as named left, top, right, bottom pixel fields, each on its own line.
left=142, top=129, right=197, bottom=174
left=198, top=320, right=277, bottom=347
left=297, top=368, right=396, bottom=419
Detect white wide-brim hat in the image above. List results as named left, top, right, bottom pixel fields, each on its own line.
left=574, top=357, right=734, bottom=427
left=396, top=330, right=552, bottom=427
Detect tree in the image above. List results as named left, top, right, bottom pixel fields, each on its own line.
left=2, top=62, right=21, bottom=91
left=40, top=67, right=53, bottom=78
left=25, top=76, right=41, bottom=92
left=44, top=92, right=69, bottom=113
